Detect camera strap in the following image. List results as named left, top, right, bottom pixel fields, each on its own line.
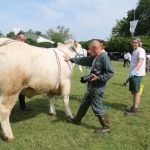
left=91, top=57, right=98, bottom=70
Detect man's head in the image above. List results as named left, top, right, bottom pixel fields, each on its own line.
left=131, top=37, right=142, bottom=49
left=74, top=40, right=78, bottom=48
left=89, top=40, right=102, bottom=56
left=100, top=41, right=106, bottom=50
left=16, top=33, right=26, bottom=42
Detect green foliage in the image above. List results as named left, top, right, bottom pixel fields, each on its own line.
left=0, top=63, right=150, bottom=149
left=25, top=38, right=54, bottom=48
left=79, top=39, right=104, bottom=50
left=106, top=37, right=133, bottom=52
left=35, top=31, right=42, bottom=35
left=46, top=25, right=73, bottom=43
left=139, top=35, right=150, bottom=52
left=25, top=38, right=37, bottom=46
left=37, top=42, right=54, bottom=48
left=6, top=31, right=15, bottom=38
left=25, top=29, right=42, bottom=36
left=0, top=31, right=3, bottom=37
left=111, top=0, right=150, bottom=37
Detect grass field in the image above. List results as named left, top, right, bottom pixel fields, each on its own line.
left=0, top=61, right=150, bottom=150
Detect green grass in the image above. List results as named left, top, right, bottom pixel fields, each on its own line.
left=0, top=61, right=150, bottom=150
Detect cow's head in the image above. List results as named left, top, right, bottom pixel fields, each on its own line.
left=57, top=40, right=87, bottom=58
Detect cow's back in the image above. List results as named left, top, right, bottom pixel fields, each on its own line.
left=0, top=42, right=72, bottom=97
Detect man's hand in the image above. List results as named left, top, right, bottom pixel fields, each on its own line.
left=129, top=70, right=135, bottom=78
left=63, top=55, right=70, bottom=62
left=90, top=74, right=98, bottom=81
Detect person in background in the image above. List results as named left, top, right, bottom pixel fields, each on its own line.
left=123, top=52, right=132, bottom=86
left=124, top=37, right=146, bottom=116
left=100, top=41, right=107, bottom=54
left=123, top=52, right=128, bottom=67
left=127, top=52, right=131, bottom=66
left=64, top=40, right=114, bottom=134
left=15, top=32, right=32, bottom=111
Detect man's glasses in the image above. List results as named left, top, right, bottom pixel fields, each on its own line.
left=132, top=42, right=138, bottom=44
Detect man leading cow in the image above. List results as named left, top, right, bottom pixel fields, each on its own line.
left=64, top=40, right=114, bottom=134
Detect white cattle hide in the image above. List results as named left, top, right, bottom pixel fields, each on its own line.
left=0, top=38, right=87, bottom=141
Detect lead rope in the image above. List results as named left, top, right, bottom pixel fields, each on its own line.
left=52, top=49, right=61, bottom=90
left=0, top=40, right=16, bottom=47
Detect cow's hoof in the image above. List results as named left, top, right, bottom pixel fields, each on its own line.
left=66, top=116, right=74, bottom=123
left=48, top=112, right=56, bottom=116
left=3, top=135, right=14, bottom=142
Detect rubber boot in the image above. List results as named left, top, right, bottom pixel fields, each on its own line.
left=95, top=114, right=111, bottom=134
left=68, top=107, right=88, bottom=125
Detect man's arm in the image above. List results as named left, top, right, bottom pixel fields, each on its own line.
left=97, top=56, right=114, bottom=81
left=64, top=55, right=94, bottom=67
left=134, top=58, right=144, bottom=71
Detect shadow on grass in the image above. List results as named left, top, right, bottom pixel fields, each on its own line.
left=10, top=97, right=67, bottom=123
left=103, top=100, right=128, bottom=111
left=111, top=82, right=129, bottom=87
left=0, top=131, right=5, bottom=142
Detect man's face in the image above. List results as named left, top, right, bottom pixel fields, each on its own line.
left=101, top=43, right=105, bottom=50
left=17, top=35, right=26, bottom=42
left=132, top=39, right=140, bottom=49
left=89, top=46, right=96, bottom=56
left=89, top=45, right=101, bottom=56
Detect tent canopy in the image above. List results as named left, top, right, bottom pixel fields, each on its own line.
left=25, top=33, right=54, bottom=44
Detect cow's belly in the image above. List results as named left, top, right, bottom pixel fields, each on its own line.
left=21, top=85, right=62, bottom=98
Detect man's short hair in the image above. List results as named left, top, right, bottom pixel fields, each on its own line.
left=16, top=32, right=24, bottom=38
left=100, top=40, right=106, bottom=46
left=132, top=37, right=142, bottom=46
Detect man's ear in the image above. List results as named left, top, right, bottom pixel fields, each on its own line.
left=93, top=46, right=96, bottom=49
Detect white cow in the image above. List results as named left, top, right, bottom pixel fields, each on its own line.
left=0, top=38, right=87, bottom=141
left=146, top=55, right=150, bottom=73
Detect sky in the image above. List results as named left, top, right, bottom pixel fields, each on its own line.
left=0, top=0, right=138, bottom=42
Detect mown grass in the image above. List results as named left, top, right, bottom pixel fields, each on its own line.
left=0, top=61, right=150, bottom=150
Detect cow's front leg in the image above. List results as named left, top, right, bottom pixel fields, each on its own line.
left=62, top=94, right=74, bottom=120
left=48, top=95, right=56, bottom=116
left=0, top=95, right=17, bottom=142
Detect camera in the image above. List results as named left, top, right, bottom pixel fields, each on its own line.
left=80, top=69, right=100, bottom=83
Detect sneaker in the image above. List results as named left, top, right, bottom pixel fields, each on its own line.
left=125, top=106, right=134, bottom=112
left=124, top=107, right=138, bottom=116
left=123, top=82, right=126, bottom=86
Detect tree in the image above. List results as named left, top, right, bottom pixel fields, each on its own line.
left=0, top=31, right=3, bottom=37
left=34, top=31, right=42, bottom=35
left=46, top=25, right=73, bottom=43
left=25, top=38, right=54, bottom=48
left=26, top=29, right=34, bottom=34
left=79, top=39, right=105, bottom=50
left=6, top=31, right=15, bottom=38
left=25, top=38, right=37, bottom=46
left=111, top=0, right=150, bottom=37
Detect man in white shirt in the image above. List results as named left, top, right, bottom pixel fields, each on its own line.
left=100, top=41, right=107, bottom=54
left=124, top=37, right=146, bottom=116
left=123, top=52, right=128, bottom=67
left=127, top=52, right=131, bottom=65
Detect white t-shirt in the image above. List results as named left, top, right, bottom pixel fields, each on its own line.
left=127, top=53, right=131, bottom=61
left=130, top=47, right=146, bottom=76
left=124, top=53, right=128, bottom=59
left=103, top=49, right=107, bottom=54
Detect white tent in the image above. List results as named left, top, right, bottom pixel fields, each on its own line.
left=13, top=28, right=21, bottom=35
left=37, top=36, right=54, bottom=44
